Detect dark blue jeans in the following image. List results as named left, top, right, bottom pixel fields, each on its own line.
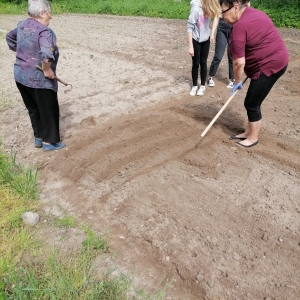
left=209, top=20, right=233, bottom=80
left=191, top=38, right=210, bottom=86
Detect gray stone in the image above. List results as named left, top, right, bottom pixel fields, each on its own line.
left=22, top=212, right=40, bottom=226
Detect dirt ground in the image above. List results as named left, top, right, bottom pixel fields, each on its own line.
left=1, top=14, right=300, bottom=300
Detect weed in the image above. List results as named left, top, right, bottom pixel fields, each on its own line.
left=83, top=229, right=110, bottom=253
left=54, top=216, right=76, bottom=228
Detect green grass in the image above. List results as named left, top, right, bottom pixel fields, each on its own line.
left=1, top=253, right=134, bottom=300
left=0, top=148, right=38, bottom=200
left=0, top=0, right=299, bottom=27
left=82, top=228, right=110, bottom=253
left=53, top=215, right=76, bottom=228
left=0, top=143, right=39, bottom=281
left=1, top=251, right=133, bottom=300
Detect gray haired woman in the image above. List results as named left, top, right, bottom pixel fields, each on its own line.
left=6, top=0, right=66, bottom=151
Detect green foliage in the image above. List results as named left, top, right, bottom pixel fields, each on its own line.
left=0, top=147, right=38, bottom=200
left=0, top=0, right=299, bottom=28
left=252, top=0, right=300, bottom=28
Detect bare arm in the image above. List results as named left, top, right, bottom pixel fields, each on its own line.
left=210, top=17, right=219, bottom=44
left=233, top=57, right=245, bottom=82
left=188, top=32, right=194, bottom=57
left=42, top=59, right=55, bottom=79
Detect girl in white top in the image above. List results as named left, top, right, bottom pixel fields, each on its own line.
left=187, top=0, right=221, bottom=96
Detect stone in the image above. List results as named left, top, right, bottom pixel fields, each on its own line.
left=21, top=212, right=40, bottom=226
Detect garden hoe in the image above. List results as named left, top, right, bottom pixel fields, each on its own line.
left=36, top=65, right=73, bottom=93
left=200, top=77, right=248, bottom=138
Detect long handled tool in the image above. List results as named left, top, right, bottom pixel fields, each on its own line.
left=36, top=65, right=73, bottom=91
left=200, top=77, right=248, bottom=138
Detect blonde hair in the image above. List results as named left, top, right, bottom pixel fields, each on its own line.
left=201, top=0, right=221, bottom=18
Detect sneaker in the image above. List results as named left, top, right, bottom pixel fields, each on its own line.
left=207, top=77, right=215, bottom=87
left=190, top=86, right=198, bottom=96
left=34, top=138, right=42, bottom=148
left=227, top=80, right=234, bottom=89
left=197, top=85, right=205, bottom=96
left=43, top=142, right=66, bottom=152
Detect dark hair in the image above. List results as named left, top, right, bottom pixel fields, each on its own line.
left=219, top=0, right=249, bottom=6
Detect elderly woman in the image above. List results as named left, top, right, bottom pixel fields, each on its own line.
left=6, top=0, right=65, bottom=151
left=220, top=0, right=289, bottom=147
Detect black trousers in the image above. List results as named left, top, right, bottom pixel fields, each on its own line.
left=208, top=21, right=233, bottom=80
left=16, top=82, right=60, bottom=143
left=244, top=65, right=287, bottom=122
left=192, top=38, right=210, bottom=86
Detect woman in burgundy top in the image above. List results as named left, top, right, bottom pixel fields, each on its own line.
left=6, top=0, right=65, bottom=151
left=220, top=0, right=289, bottom=147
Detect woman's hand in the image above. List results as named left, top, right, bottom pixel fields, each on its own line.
left=230, top=81, right=243, bottom=95
left=188, top=45, right=194, bottom=57
left=42, top=60, right=55, bottom=79
left=43, top=68, right=55, bottom=79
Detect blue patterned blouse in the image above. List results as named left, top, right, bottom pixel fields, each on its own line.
left=6, top=18, right=59, bottom=92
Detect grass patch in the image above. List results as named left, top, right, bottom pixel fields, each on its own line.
left=1, top=250, right=132, bottom=299
left=53, top=215, right=76, bottom=228
left=0, top=143, right=38, bottom=281
left=0, top=147, right=38, bottom=200
left=82, top=228, right=110, bottom=253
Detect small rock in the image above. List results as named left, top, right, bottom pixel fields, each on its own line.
left=278, top=238, right=283, bottom=242
left=232, top=252, right=240, bottom=261
left=196, top=273, right=203, bottom=281
left=22, top=212, right=40, bottom=226
left=206, top=276, right=214, bottom=288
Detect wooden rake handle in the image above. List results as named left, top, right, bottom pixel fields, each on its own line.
left=36, top=65, right=69, bottom=86
left=200, top=77, right=248, bottom=138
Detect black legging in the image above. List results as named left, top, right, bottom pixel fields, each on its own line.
left=192, top=38, right=210, bottom=86
left=244, top=65, right=287, bottom=122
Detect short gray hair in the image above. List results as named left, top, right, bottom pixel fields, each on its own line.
left=28, top=0, right=51, bottom=18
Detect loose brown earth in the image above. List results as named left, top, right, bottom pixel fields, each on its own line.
left=1, top=14, right=300, bottom=300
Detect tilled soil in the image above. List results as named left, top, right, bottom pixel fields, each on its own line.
left=0, top=14, right=300, bottom=300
